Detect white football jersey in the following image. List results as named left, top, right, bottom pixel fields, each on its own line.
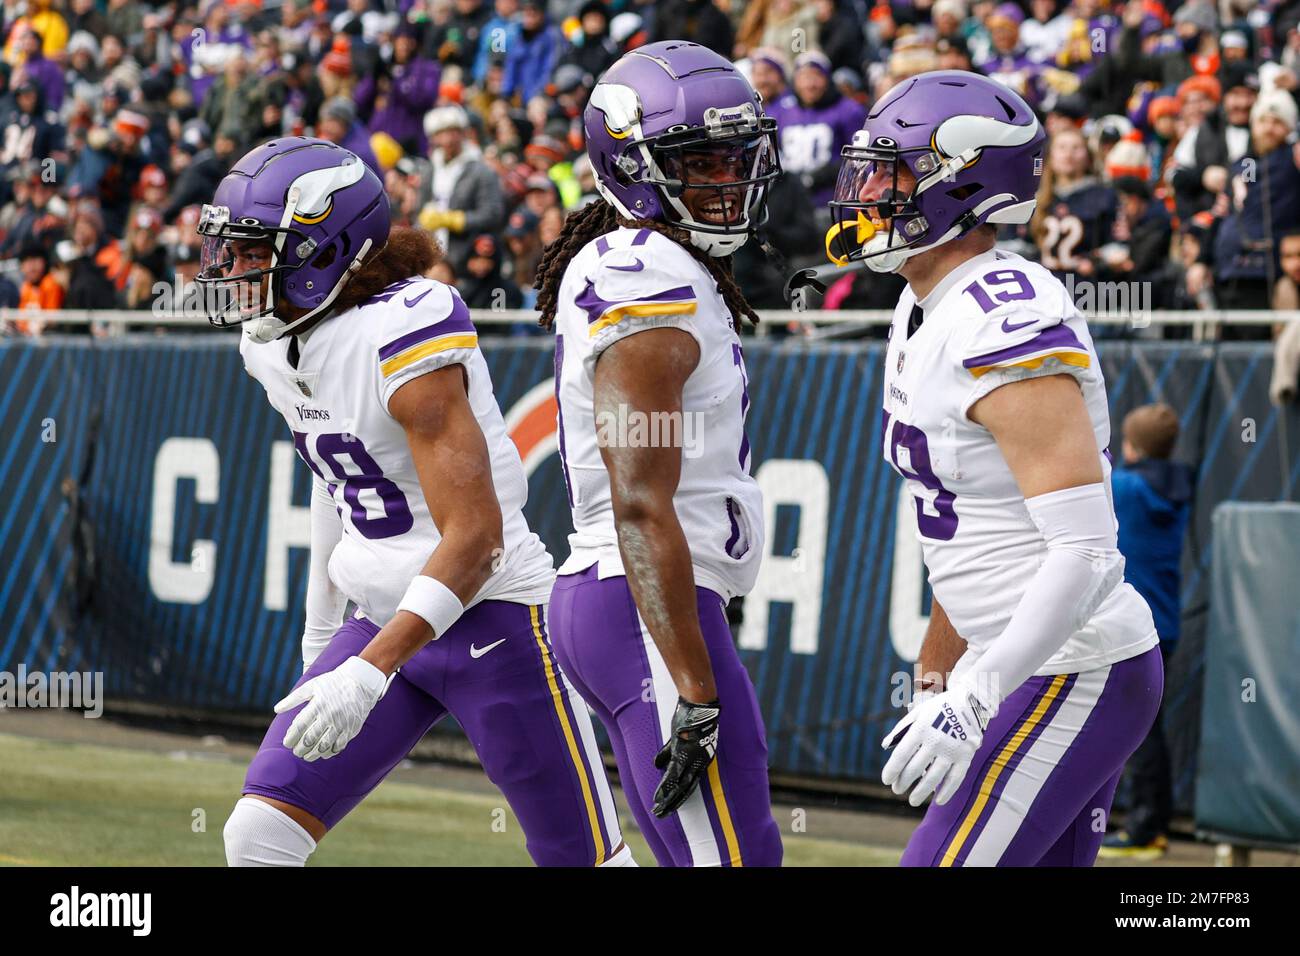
left=241, top=276, right=554, bottom=625
left=881, top=249, right=1157, bottom=675
left=553, top=226, right=763, bottom=600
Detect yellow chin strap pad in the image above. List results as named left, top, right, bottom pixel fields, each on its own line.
left=824, top=212, right=878, bottom=266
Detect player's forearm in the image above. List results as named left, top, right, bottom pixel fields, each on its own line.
left=917, top=597, right=966, bottom=688
left=361, top=516, right=503, bottom=674
left=614, top=506, right=716, bottom=703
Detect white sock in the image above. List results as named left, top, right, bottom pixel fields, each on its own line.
left=598, top=844, right=638, bottom=867
left=224, top=797, right=318, bottom=867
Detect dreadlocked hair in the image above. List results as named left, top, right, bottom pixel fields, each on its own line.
left=534, top=198, right=761, bottom=330
left=331, top=226, right=441, bottom=315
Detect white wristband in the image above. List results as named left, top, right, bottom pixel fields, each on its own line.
left=396, top=575, right=464, bottom=639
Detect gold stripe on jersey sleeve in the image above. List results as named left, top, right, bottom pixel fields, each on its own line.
left=380, top=333, right=479, bottom=378
left=589, top=300, right=698, bottom=338
left=966, top=350, right=1091, bottom=379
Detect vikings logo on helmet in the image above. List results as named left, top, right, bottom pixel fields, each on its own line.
left=827, top=71, right=1047, bottom=273
left=583, top=41, right=782, bottom=258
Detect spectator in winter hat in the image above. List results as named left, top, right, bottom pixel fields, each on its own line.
left=420, top=104, right=506, bottom=271
left=932, top=0, right=967, bottom=41
left=503, top=206, right=542, bottom=288
left=318, top=97, right=383, bottom=177
left=1103, top=133, right=1151, bottom=183
left=16, top=243, right=63, bottom=335
left=500, top=0, right=564, bottom=105
left=11, top=27, right=65, bottom=112
left=1204, top=88, right=1300, bottom=321
left=356, top=22, right=441, bottom=156
left=560, top=1, right=619, bottom=81
left=766, top=50, right=867, bottom=208
left=1170, top=71, right=1253, bottom=222
left=1117, top=0, right=1220, bottom=91
left=521, top=172, right=558, bottom=217
left=1221, top=30, right=1250, bottom=63
left=747, top=48, right=788, bottom=106
left=123, top=206, right=171, bottom=310
left=935, top=36, right=975, bottom=72
left=459, top=232, right=524, bottom=310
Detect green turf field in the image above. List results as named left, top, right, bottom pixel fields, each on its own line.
left=0, top=732, right=898, bottom=866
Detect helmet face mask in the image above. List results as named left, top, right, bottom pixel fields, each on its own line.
left=829, top=142, right=945, bottom=268
left=652, top=124, right=781, bottom=237
left=196, top=205, right=305, bottom=329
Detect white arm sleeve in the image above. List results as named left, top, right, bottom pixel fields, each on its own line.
left=953, top=482, right=1125, bottom=710
left=302, top=476, right=346, bottom=669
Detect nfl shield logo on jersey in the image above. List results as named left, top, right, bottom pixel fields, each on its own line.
left=295, top=379, right=312, bottom=397
left=897, top=352, right=905, bottom=374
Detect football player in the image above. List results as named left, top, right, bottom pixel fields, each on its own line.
left=827, top=71, right=1163, bottom=866
left=534, top=41, right=784, bottom=867
left=201, top=137, right=631, bottom=867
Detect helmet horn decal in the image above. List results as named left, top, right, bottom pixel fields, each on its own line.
left=589, top=83, right=643, bottom=140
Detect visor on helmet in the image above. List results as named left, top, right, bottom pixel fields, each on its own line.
left=827, top=141, right=948, bottom=265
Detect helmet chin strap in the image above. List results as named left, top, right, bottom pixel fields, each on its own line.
left=244, top=237, right=376, bottom=343
left=860, top=222, right=963, bottom=273
left=688, top=229, right=750, bottom=257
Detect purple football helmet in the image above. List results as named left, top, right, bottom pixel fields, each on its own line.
left=829, top=71, right=1046, bottom=272
left=197, top=137, right=389, bottom=342
left=584, top=40, right=780, bottom=257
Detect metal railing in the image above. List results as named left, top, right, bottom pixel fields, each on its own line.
left=2, top=308, right=1296, bottom=331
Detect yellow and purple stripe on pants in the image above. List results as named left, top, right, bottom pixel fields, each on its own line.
left=548, top=565, right=784, bottom=867
left=899, top=648, right=1163, bottom=867
left=242, top=601, right=623, bottom=866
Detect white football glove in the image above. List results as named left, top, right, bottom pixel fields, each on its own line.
left=882, top=679, right=996, bottom=807
left=274, top=656, right=390, bottom=762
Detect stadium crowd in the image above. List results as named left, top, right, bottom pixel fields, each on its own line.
left=0, top=0, right=1296, bottom=346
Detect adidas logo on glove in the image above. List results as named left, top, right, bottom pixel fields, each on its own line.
left=931, top=703, right=968, bottom=741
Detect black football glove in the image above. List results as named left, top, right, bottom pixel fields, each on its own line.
left=652, top=696, right=721, bottom=818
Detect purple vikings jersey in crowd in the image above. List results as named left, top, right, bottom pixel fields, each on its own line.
left=767, top=90, right=868, bottom=206
left=978, top=47, right=1048, bottom=109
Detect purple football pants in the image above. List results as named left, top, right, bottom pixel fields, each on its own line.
left=900, top=646, right=1163, bottom=866
left=548, top=566, right=783, bottom=867
left=242, top=600, right=622, bottom=866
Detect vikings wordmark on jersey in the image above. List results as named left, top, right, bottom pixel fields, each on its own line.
left=241, top=276, right=555, bottom=622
